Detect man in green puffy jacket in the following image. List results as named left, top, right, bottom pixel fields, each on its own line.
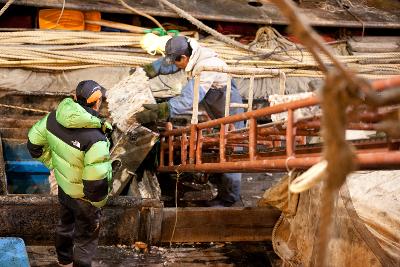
left=27, top=80, right=112, bottom=267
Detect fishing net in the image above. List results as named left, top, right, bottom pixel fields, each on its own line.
left=261, top=171, right=400, bottom=266
left=106, top=67, right=156, bottom=132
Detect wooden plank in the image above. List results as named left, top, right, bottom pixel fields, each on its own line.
left=138, top=207, right=163, bottom=245
left=0, top=128, right=29, bottom=140
left=0, top=118, right=37, bottom=128
left=1, top=0, right=400, bottom=28
left=161, top=206, right=280, bottom=242
left=348, top=40, right=400, bottom=53
left=110, top=127, right=158, bottom=196
left=27, top=242, right=280, bottom=266
left=0, top=134, right=7, bottom=195
left=0, top=195, right=162, bottom=245
left=351, top=36, right=400, bottom=43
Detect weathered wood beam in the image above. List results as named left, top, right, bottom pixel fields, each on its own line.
left=0, top=195, right=280, bottom=244
left=0, top=195, right=163, bottom=245
left=160, top=206, right=280, bottom=242
left=0, top=128, right=29, bottom=139
left=348, top=39, right=400, bottom=53
left=0, top=134, right=7, bottom=195
left=110, top=127, right=159, bottom=196
left=1, top=0, right=399, bottom=28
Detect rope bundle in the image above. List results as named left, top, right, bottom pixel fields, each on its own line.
left=0, top=30, right=398, bottom=79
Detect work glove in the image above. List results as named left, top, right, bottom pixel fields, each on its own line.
left=136, top=102, right=170, bottom=124
left=101, top=120, right=113, bottom=135
left=143, top=63, right=158, bottom=79
left=101, top=119, right=114, bottom=149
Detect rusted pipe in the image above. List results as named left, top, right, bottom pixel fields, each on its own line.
left=198, top=96, right=319, bottom=130
left=160, top=136, right=165, bottom=167
left=286, top=109, right=295, bottom=157
left=189, top=124, right=197, bottom=164
left=372, top=76, right=400, bottom=91
left=220, top=124, right=226, bottom=162
left=181, top=132, right=187, bottom=165
left=249, top=118, right=257, bottom=160
left=167, top=122, right=174, bottom=166
left=159, top=151, right=400, bottom=173
left=296, top=120, right=377, bottom=131
left=196, top=129, right=203, bottom=164
left=161, top=126, right=191, bottom=136
left=160, top=76, right=400, bottom=172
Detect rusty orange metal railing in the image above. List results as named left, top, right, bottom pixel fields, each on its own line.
left=158, top=69, right=400, bottom=173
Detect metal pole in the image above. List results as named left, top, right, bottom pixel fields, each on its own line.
left=167, top=122, right=174, bottom=166
left=189, top=124, right=197, bottom=164
left=181, top=132, right=187, bottom=165
left=219, top=123, right=226, bottom=162
left=196, top=129, right=203, bottom=164
left=286, top=109, right=295, bottom=157
left=249, top=118, right=257, bottom=161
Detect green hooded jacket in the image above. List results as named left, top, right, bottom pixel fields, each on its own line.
left=27, top=98, right=112, bottom=208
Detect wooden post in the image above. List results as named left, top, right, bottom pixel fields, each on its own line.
left=248, top=75, right=255, bottom=112
left=224, top=75, right=232, bottom=117
left=246, top=75, right=255, bottom=128
left=191, top=74, right=201, bottom=124
left=0, top=134, right=7, bottom=195
left=279, top=71, right=286, bottom=95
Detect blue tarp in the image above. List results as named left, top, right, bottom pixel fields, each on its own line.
left=0, top=237, right=30, bottom=267
left=3, top=141, right=49, bottom=194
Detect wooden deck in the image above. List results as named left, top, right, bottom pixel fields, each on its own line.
left=27, top=243, right=281, bottom=267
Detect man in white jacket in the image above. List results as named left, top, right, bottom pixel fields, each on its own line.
left=137, top=36, right=243, bottom=206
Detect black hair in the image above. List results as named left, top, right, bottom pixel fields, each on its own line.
left=175, top=43, right=192, bottom=62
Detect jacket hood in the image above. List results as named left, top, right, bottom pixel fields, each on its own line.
left=56, top=98, right=102, bottom=129
left=185, top=38, right=218, bottom=72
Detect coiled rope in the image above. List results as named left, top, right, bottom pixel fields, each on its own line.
left=0, top=30, right=398, bottom=79
left=0, top=0, right=15, bottom=17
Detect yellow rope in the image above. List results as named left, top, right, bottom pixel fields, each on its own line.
left=0, top=103, right=49, bottom=113
left=169, top=169, right=182, bottom=247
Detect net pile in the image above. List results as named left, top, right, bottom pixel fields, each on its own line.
left=268, top=92, right=320, bottom=122
left=105, top=67, right=155, bottom=132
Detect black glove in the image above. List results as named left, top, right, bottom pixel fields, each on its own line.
left=136, top=102, right=170, bottom=124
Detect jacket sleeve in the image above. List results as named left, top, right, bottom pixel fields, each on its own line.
left=27, top=114, right=53, bottom=169
left=145, top=57, right=180, bottom=78
left=82, top=140, right=112, bottom=208
left=168, top=78, right=208, bottom=117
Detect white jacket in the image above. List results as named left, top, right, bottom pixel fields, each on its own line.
left=185, top=38, right=229, bottom=92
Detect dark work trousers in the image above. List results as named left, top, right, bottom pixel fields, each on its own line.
left=209, top=173, right=242, bottom=204
left=201, top=84, right=244, bottom=204
left=56, top=187, right=101, bottom=267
